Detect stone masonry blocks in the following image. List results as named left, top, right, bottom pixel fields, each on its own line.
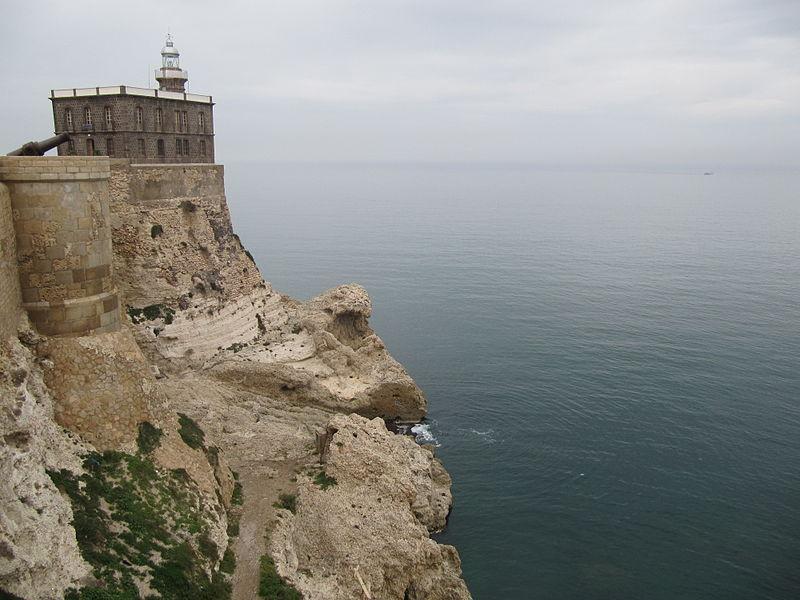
left=0, top=156, right=120, bottom=337
left=0, top=182, right=22, bottom=339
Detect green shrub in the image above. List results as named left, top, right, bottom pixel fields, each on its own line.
left=198, top=534, right=218, bottom=562
left=231, top=481, right=244, bottom=506
left=127, top=304, right=175, bottom=325
left=220, top=547, right=236, bottom=575
left=206, top=446, right=220, bottom=468
left=178, top=413, right=205, bottom=450
left=258, top=555, right=301, bottom=599
left=136, top=422, right=163, bottom=454
left=273, top=493, right=297, bottom=514
left=227, top=514, right=240, bottom=538
left=312, top=471, right=337, bottom=491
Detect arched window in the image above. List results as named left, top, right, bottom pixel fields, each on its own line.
left=106, top=138, right=115, bottom=156
left=136, top=107, right=144, bottom=130
left=198, top=112, right=205, bottom=133
left=199, top=140, right=206, bottom=156
left=156, top=108, right=163, bottom=130
left=84, top=107, right=92, bottom=126
left=65, top=109, right=73, bottom=130
left=176, top=139, right=182, bottom=156
left=105, top=106, right=112, bottom=129
left=157, top=139, right=165, bottom=156
left=183, top=139, right=189, bottom=155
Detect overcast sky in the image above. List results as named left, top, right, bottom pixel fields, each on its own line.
left=1, top=0, right=798, bottom=168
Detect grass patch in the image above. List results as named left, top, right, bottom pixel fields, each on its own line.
left=127, top=304, right=175, bottom=325
left=272, top=494, right=297, bottom=514
left=136, top=421, right=162, bottom=454
left=178, top=413, right=205, bottom=450
left=312, top=471, right=337, bottom=491
left=258, top=555, right=301, bottom=600
left=50, top=451, right=230, bottom=599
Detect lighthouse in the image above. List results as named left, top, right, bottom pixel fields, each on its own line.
left=155, top=34, right=189, bottom=92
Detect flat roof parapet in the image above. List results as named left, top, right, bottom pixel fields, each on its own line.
left=50, top=85, right=213, bottom=105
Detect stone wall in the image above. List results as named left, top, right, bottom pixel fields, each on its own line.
left=0, top=156, right=120, bottom=337
left=38, top=329, right=154, bottom=450
left=0, top=182, right=21, bottom=339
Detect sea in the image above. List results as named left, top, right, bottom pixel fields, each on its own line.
left=225, top=162, right=800, bottom=600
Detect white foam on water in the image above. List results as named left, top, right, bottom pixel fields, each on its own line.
left=466, top=428, right=497, bottom=443
left=411, top=423, right=440, bottom=447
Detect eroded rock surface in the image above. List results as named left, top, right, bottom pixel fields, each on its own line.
left=270, top=414, right=471, bottom=600
left=0, top=332, right=91, bottom=599
left=108, top=163, right=427, bottom=421
left=0, top=160, right=468, bottom=599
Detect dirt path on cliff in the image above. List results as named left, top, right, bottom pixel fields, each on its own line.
left=231, top=460, right=299, bottom=600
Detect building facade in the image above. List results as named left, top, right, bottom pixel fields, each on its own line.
left=50, top=36, right=215, bottom=164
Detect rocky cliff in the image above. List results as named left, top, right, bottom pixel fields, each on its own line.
left=0, top=159, right=470, bottom=599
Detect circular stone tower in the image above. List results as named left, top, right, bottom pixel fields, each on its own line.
left=0, top=156, right=120, bottom=337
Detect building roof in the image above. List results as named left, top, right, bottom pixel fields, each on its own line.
left=50, top=86, right=212, bottom=105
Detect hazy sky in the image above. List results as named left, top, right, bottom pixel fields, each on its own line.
left=1, top=0, right=798, bottom=168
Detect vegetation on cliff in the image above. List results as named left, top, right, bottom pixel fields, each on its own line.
left=48, top=450, right=231, bottom=599
left=258, top=555, right=301, bottom=600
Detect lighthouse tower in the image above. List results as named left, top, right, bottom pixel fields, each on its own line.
left=154, top=34, right=189, bottom=92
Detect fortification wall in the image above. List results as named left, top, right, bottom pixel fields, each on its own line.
left=0, top=182, right=22, bottom=339
left=0, top=156, right=120, bottom=337
left=39, top=330, right=155, bottom=449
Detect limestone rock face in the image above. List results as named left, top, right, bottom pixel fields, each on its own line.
left=0, top=334, right=91, bottom=599
left=270, top=414, right=471, bottom=600
left=108, top=163, right=426, bottom=420
left=206, top=284, right=427, bottom=421
left=0, top=321, right=233, bottom=598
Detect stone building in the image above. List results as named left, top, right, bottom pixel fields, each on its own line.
left=50, top=35, right=215, bottom=164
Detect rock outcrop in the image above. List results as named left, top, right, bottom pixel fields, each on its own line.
left=0, top=330, right=91, bottom=599
left=0, top=318, right=235, bottom=599
left=270, top=414, right=470, bottom=600
left=109, top=162, right=426, bottom=421
left=0, top=158, right=469, bottom=599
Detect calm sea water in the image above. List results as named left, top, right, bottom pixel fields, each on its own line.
left=225, top=163, right=800, bottom=600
